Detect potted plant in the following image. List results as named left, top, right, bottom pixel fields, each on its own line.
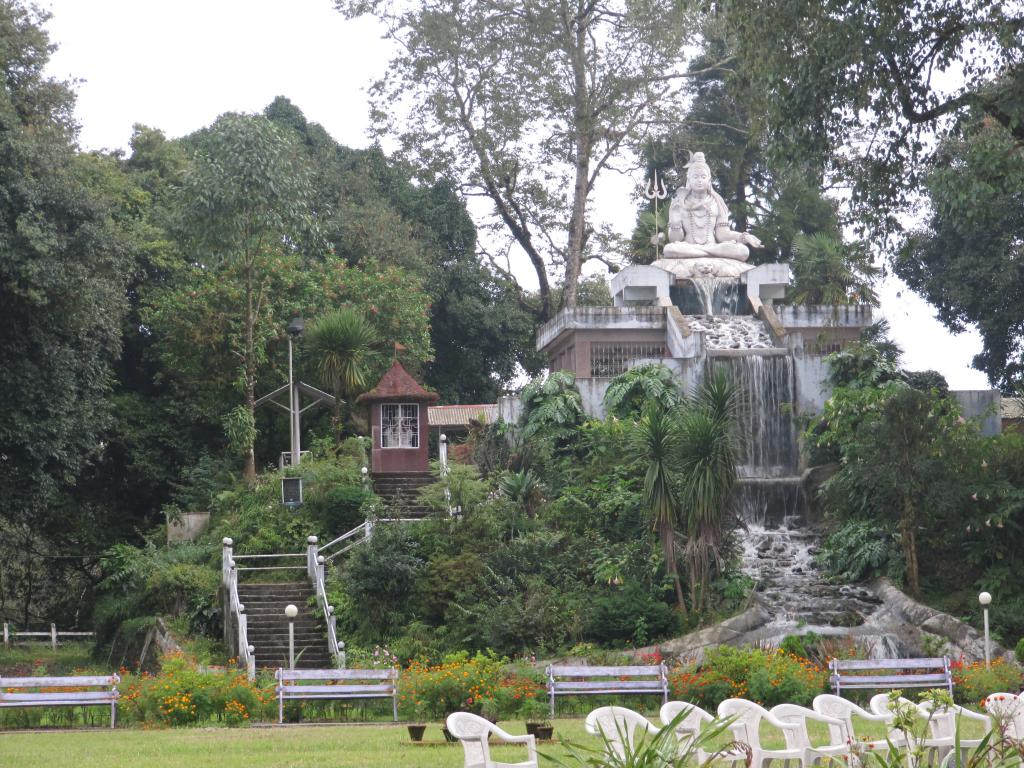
left=405, top=699, right=428, bottom=742
left=519, top=697, right=554, bottom=740
left=480, top=686, right=516, bottom=725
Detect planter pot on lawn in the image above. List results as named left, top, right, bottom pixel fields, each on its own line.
left=407, top=724, right=427, bottom=742
left=526, top=722, right=554, bottom=740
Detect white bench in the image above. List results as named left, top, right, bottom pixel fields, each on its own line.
left=0, top=674, right=120, bottom=727
left=546, top=664, right=669, bottom=716
left=829, top=657, right=954, bottom=696
left=275, top=667, right=398, bottom=723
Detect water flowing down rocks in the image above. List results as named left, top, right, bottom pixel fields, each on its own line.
left=686, top=314, right=774, bottom=350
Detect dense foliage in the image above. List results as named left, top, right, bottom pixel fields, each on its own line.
left=0, top=2, right=540, bottom=627
left=807, top=326, right=1024, bottom=640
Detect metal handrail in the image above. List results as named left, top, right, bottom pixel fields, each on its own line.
left=235, top=565, right=307, bottom=571
left=318, top=522, right=370, bottom=555
left=232, top=552, right=305, bottom=559
left=222, top=539, right=255, bottom=680
left=306, top=536, right=344, bottom=668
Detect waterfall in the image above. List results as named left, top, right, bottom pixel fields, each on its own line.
left=707, top=353, right=799, bottom=479
left=671, top=277, right=747, bottom=314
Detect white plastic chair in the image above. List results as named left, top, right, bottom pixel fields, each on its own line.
left=771, top=703, right=852, bottom=764
left=446, top=711, right=538, bottom=768
left=813, top=693, right=903, bottom=752
left=869, top=693, right=927, bottom=748
left=915, top=696, right=991, bottom=766
left=983, top=692, right=1024, bottom=741
left=660, top=700, right=738, bottom=763
left=585, top=705, right=661, bottom=760
left=719, top=698, right=823, bottom=768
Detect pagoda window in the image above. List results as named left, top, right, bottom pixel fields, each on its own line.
left=381, top=403, right=419, bottom=448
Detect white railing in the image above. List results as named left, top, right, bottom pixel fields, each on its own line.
left=305, top=536, right=344, bottom=668
left=439, top=433, right=455, bottom=516
left=221, top=538, right=256, bottom=680
left=318, top=521, right=373, bottom=563
left=2, top=624, right=94, bottom=650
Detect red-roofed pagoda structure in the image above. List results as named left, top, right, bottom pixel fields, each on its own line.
left=357, top=359, right=439, bottom=477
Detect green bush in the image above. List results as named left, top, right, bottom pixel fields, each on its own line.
left=585, top=582, right=677, bottom=646
left=669, top=646, right=828, bottom=709
left=311, top=483, right=370, bottom=534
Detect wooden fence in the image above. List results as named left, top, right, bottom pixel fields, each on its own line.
left=2, top=623, right=94, bottom=650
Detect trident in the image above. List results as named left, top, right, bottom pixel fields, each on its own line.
left=645, top=169, right=668, bottom=258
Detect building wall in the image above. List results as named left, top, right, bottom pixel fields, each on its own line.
left=369, top=399, right=431, bottom=473
left=954, top=391, right=1002, bottom=437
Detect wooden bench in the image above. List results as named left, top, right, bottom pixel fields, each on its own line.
left=0, top=674, right=120, bottom=727
left=546, top=664, right=669, bottom=716
left=275, top=667, right=398, bottom=723
left=829, top=657, right=954, bottom=696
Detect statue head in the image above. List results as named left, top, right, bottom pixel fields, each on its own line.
left=685, top=152, right=712, bottom=193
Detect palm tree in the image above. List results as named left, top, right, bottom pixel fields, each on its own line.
left=678, top=370, right=740, bottom=614
left=789, top=232, right=879, bottom=306
left=634, top=402, right=688, bottom=616
left=603, top=363, right=681, bottom=420
left=303, top=309, right=379, bottom=441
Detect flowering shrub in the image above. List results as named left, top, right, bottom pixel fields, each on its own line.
left=669, top=646, right=827, bottom=708
left=119, top=651, right=271, bottom=727
left=952, top=656, right=1022, bottom=705
left=223, top=698, right=250, bottom=727
left=397, top=651, right=540, bottom=720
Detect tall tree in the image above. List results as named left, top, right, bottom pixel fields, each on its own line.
left=338, top=0, right=714, bottom=317
left=629, top=30, right=842, bottom=265
left=809, top=381, right=973, bottom=596
left=722, top=0, right=1024, bottom=238
left=894, top=117, right=1024, bottom=391
left=0, top=2, right=146, bottom=624
left=173, top=113, right=321, bottom=479
left=264, top=98, right=540, bottom=402
left=0, top=2, right=135, bottom=525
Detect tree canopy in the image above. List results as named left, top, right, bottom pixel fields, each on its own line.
left=338, top=0, right=713, bottom=316
left=722, top=0, right=1024, bottom=237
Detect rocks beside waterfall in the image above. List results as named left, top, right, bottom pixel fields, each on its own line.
left=685, top=314, right=774, bottom=350
left=866, top=579, right=1011, bottom=662
left=636, top=577, right=1006, bottom=665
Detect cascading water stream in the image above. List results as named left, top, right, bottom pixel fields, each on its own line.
left=695, top=313, right=896, bottom=650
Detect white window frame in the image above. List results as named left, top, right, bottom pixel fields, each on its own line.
left=380, top=403, right=419, bottom=449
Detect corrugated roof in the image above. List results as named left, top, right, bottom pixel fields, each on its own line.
left=1001, top=397, right=1023, bottom=419
left=356, top=359, right=439, bottom=403
left=428, top=404, right=498, bottom=428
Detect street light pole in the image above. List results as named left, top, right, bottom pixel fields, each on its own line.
left=979, top=591, right=992, bottom=668
left=285, top=604, right=298, bottom=670
left=286, top=317, right=304, bottom=465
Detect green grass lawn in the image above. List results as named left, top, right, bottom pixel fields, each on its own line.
left=0, top=713, right=993, bottom=768
left=0, top=720, right=591, bottom=768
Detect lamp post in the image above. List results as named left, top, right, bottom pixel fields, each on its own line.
left=286, top=317, right=304, bottom=465
left=285, top=604, right=298, bottom=669
left=979, top=591, right=992, bottom=668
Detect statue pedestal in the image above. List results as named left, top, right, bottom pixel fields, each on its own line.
left=652, top=256, right=755, bottom=280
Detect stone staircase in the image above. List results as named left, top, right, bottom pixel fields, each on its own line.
left=236, top=582, right=333, bottom=669
left=371, top=471, right=435, bottom=516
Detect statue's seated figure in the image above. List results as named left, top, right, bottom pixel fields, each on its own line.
left=663, top=153, right=762, bottom=261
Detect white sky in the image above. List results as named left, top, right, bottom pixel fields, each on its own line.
left=41, top=0, right=991, bottom=390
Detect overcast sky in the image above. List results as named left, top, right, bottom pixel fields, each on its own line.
left=41, top=0, right=991, bottom=390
